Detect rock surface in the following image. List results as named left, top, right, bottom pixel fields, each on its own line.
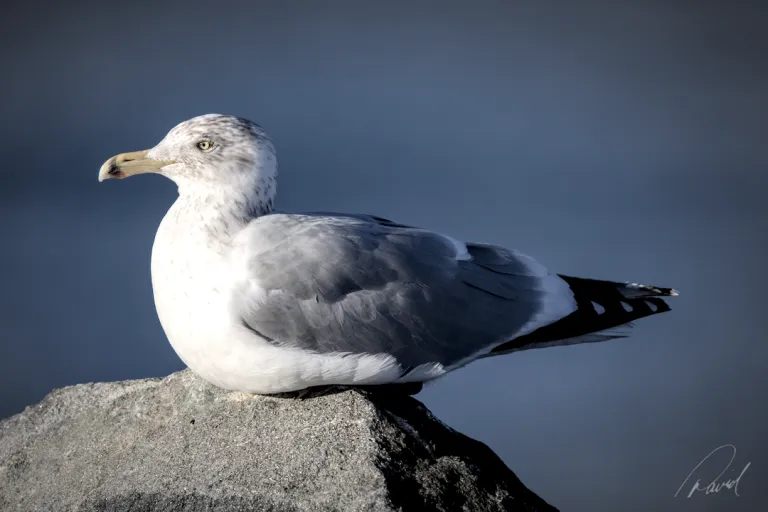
left=0, top=369, right=557, bottom=511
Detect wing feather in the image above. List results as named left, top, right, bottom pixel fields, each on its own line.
left=231, top=212, right=576, bottom=371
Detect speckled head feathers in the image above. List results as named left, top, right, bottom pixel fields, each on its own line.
left=147, top=114, right=277, bottom=205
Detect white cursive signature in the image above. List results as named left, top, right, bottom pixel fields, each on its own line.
left=674, top=444, right=751, bottom=498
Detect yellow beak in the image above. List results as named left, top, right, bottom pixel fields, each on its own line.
left=98, top=150, right=175, bottom=182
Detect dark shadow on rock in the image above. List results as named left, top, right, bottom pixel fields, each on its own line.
left=269, top=381, right=424, bottom=400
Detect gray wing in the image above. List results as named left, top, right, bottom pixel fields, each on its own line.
left=232, top=212, right=575, bottom=373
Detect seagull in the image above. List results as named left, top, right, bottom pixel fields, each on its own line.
left=98, top=114, right=678, bottom=396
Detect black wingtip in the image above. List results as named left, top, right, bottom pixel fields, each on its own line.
left=489, top=275, right=675, bottom=355
left=623, top=281, right=680, bottom=297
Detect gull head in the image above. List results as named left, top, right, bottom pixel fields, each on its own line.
left=98, top=114, right=277, bottom=198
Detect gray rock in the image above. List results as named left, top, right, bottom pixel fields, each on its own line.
left=0, top=369, right=557, bottom=511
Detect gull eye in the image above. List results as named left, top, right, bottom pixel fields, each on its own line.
left=196, top=139, right=214, bottom=151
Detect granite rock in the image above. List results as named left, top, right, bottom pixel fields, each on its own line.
left=0, top=369, right=557, bottom=511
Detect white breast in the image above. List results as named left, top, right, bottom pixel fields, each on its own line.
left=150, top=201, right=241, bottom=385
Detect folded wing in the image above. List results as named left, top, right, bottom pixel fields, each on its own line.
left=230, top=213, right=577, bottom=377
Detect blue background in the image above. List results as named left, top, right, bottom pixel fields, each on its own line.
left=1, top=1, right=765, bottom=510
